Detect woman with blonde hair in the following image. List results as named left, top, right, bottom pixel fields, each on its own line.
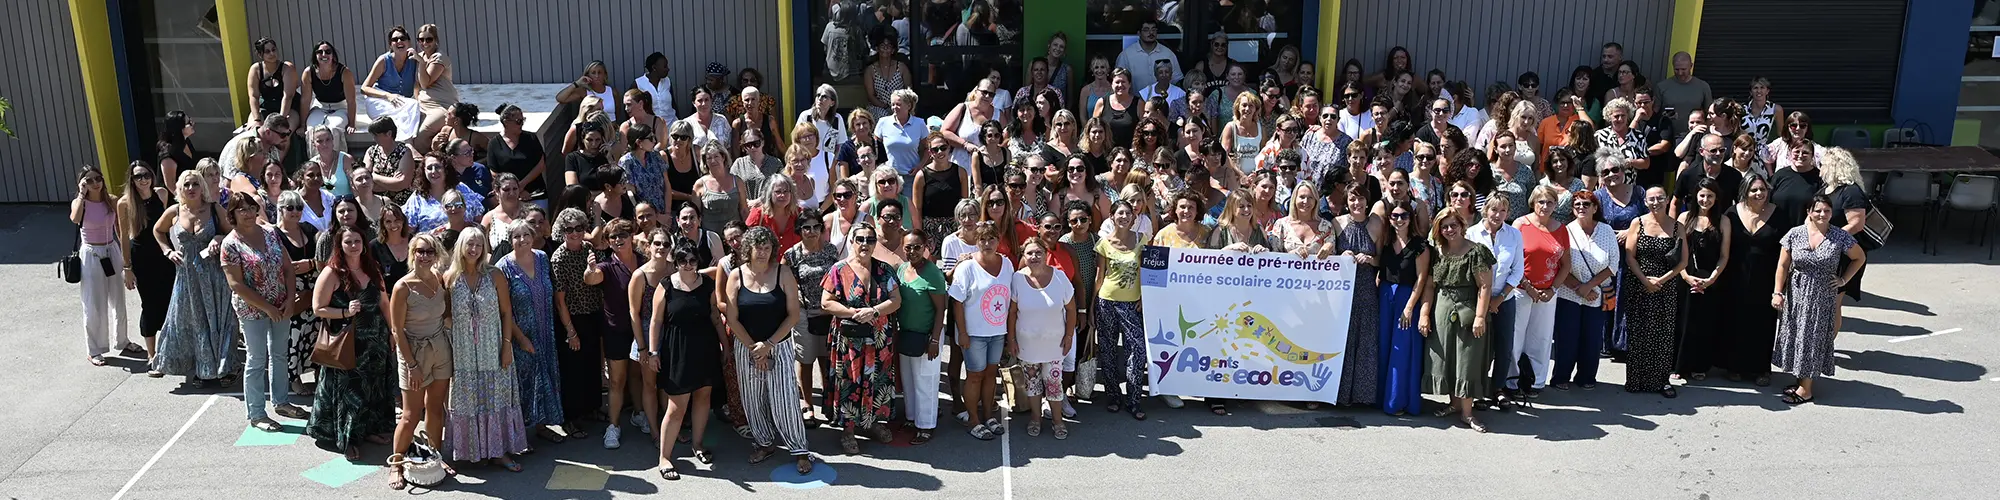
left=386, top=232, right=454, bottom=488
left=1418, top=205, right=1496, bottom=432
left=443, top=227, right=533, bottom=469
left=942, top=77, right=1002, bottom=169
left=1813, top=147, right=1871, bottom=320
left=152, top=169, right=240, bottom=385
left=1220, top=91, right=1267, bottom=176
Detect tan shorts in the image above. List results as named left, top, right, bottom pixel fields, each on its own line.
left=399, top=336, right=453, bottom=391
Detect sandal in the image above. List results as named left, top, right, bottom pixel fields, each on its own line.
left=388, top=463, right=407, bottom=490
left=147, top=369, right=164, bottom=378
left=1662, top=387, right=1679, bottom=399
left=565, top=423, right=591, bottom=439
left=733, top=424, right=753, bottom=439
left=1026, top=419, right=1041, bottom=437
left=658, top=465, right=681, bottom=481
left=1431, top=406, right=1457, bottom=418
left=911, top=429, right=933, bottom=445
left=691, top=448, right=713, bottom=464
left=536, top=427, right=566, bottom=443
left=796, top=456, right=814, bottom=475
left=1462, top=416, right=1488, bottom=433
left=840, top=434, right=860, bottom=455
left=969, top=424, right=996, bottom=441
left=983, top=418, right=1005, bottom=436
left=1052, top=423, right=1068, bottom=440
left=345, top=446, right=362, bottom=461
left=88, top=355, right=107, bottom=366
left=1131, top=410, right=1147, bottom=421
left=1781, top=392, right=1814, bottom=405
left=121, top=343, right=146, bottom=355
left=748, top=446, right=778, bottom=464
left=490, top=457, right=522, bottom=473
left=869, top=425, right=894, bottom=443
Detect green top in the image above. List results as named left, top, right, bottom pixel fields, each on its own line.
left=1429, top=241, right=1496, bottom=289
left=895, top=260, right=948, bottom=333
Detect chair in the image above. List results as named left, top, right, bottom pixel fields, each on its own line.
left=1828, top=127, right=1873, bottom=150
left=1881, top=128, right=1922, bottom=147
left=1878, top=171, right=1936, bottom=253
left=1941, top=174, right=2000, bottom=259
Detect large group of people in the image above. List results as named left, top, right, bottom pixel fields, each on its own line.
left=71, top=13, right=1871, bottom=489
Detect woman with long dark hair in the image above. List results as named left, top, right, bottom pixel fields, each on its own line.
left=308, top=224, right=395, bottom=460
left=299, top=40, right=357, bottom=132
left=1675, top=178, right=1732, bottom=381
left=1721, top=175, right=1781, bottom=385
left=74, top=165, right=134, bottom=366
left=158, top=112, right=196, bottom=185
left=1772, top=195, right=1865, bottom=404
left=122, top=162, right=174, bottom=372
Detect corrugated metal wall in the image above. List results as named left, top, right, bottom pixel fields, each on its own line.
left=245, top=0, right=783, bottom=116
left=0, top=0, right=99, bottom=203
left=1336, top=0, right=1675, bottom=102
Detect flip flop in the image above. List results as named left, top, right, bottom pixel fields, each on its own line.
left=536, top=427, right=566, bottom=443
left=490, top=457, right=521, bottom=473
left=1781, top=392, right=1814, bottom=405
left=796, top=456, right=814, bottom=475
left=659, top=465, right=681, bottom=481
left=692, top=448, right=714, bottom=464
left=911, top=429, right=933, bottom=445
left=388, top=465, right=406, bottom=490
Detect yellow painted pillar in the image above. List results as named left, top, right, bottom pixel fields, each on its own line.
left=777, top=0, right=798, bottom=125
left=216, top=0, right=251, bottom=122
left=67, top=0, right=128, bottom=180
left=1316, top=0, right=1342, bottom=93
left=1668, top=0, right=1705, bottom=74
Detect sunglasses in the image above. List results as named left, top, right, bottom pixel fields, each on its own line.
left=1573, top=200, right=1597, bottom=207
left=742, top=141, right=762, bottom=149
left=1449, top=192, right=1472, bottom=199
left=1043, top=223, right=1069, bottom=231
left=561, top=226, right=588, bottom=234
left=833, top=191, right=857, bottom=199
left=929, top=145, right=950, bottom=153
left=671, top=134, right=692, bottom=142
left=390, top=35, right=409, bottom=42
left=1342, top=93, right=1362, bottom=100
left=649, top=240, right=670, bottom=247
left=315, top=49, right=334, bottom=55
left=853, top=236, right=878, bottom=245
left=413, top=247, right=438, bottom=256
left=799, top=224, right=824, bottom=232
left=902, top=243, right=925, bottom=251
left=875, top=178, right=896, bottom=186
left=445, top=201, right=466, bottom=210
left=417, top=37, right=435, bottom=42
left=281, top=205, right=304, bottom=212
left=1068, top=217, right=1090, bottom=225
left=134, top=172, right=154, bottom=180
left=1521, top=83, right=1539, bottom=88
left=879, top=212, right=904, bottom=221
left=1431, top=108, right=1451, bottom=115
left=1006, top=182, right=1026, bottom=189
left=1388, top=212, right=1410, bottom=220
left=987, top=199, right=1010, bottom=207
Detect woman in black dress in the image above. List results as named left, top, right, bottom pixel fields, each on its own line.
left=1675, top=178, right=1732, bottom=381
left=1620, top=186, right=1687, bottom=398
left=648, top=233, right=721, bottom=479
left=1721, top=175, right=1781, bottom=385
left=122, top=161, right=176, bottom=375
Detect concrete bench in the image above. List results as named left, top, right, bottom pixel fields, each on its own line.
left=333, top=83, right=569, bottom=145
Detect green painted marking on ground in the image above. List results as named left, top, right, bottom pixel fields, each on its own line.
left=545, top=460, right=610, bottom=491
left=232, top=422, right=305, bottom=447
left=301, top=457, right=377, bottom=488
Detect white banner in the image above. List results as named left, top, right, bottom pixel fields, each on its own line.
left=1138, top=246, right=1357, bottom=404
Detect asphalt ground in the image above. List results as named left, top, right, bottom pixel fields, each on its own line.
left=1, top=203, right=1995, bottom=500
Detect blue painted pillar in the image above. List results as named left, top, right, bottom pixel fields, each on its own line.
left=1892, top=0, right=1974, bottom=143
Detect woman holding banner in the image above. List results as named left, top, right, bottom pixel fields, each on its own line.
left=1420, top=206, right=1496, bottom=433
left=1196, top=188, right=1271, bottom=416
left=1376, top=198, right=1428, bottom=416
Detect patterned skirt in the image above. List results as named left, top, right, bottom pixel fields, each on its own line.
left=286, top=272, right=319, bottom=383
left=828, top=333, right=898, bottom=430
left=307, top=317, right=396, bottom=450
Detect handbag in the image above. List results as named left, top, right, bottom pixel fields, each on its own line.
left=1859, top=206, right=1892, bottom=251
left=59, top=224, right=82, bottom=284
left=311, top=285, right=358, bottom=370
left=390, top=441, right=450, bottom=488
left=894, top=328, right=931, bottom=357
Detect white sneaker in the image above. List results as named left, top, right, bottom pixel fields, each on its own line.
left=603, top=424, right=622, bottom=449
left=629, top=411, right=652, bottom=435
left=1161, top=395, right=1185, bottom=408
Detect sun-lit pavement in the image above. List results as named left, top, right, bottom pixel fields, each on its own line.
left=1, top=204, right=1994, bottom=499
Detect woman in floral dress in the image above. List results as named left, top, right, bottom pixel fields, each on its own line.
left=308, top=224, right=396, bottom=460
left=152, top=171, right=240, bottom=386
left=498, top=220, right=565, bottom=442
left=821, top=222, right=903, bottom=455
left=443, top=227, right=531, bottom=470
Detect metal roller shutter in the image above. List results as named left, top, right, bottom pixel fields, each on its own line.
left=1697, top=0, right=1907, bottom=123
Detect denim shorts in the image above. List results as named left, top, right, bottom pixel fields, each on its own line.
left=964, top=335, right=1006, bottom=372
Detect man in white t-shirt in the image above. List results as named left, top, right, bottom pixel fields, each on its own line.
left=1115, top=19, right=1181, bottom=91
left=636, top=52, right=678, bottom=123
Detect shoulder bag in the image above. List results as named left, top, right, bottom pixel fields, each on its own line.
left=311, top=282, right=358, bottom=370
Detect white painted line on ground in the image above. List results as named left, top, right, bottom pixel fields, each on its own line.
left=1887, top=328, right=1964, bottom=343
left=1990, top=377, right=2000, bottom=382
left=1000, top=405, right=1014, bottom=500
left=112, top=394, right=217, bottom=500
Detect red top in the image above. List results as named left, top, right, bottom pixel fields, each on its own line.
left=1515, top=219, right=1570, bottom=289
left=746, top=205, right=800, bottom=254
left=995, top=220, right=1040, bottom=261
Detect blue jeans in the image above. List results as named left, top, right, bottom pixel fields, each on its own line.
left=964, top=335, right=1006, bottom=373
left=1550, top=299, right=1607, bottom=385
left=241, top=315, right=292, bottom=420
